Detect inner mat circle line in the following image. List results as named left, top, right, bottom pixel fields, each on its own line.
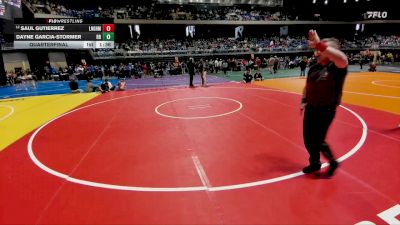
left=0, top=105, right=15, bottom=122
left=371, top=80, right=400, bottom=89
left=27, top=87, right=368, bottom=192
left=155, top=97, right=243, bottom=119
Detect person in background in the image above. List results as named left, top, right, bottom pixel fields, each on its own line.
left=369, top=62, right=377, bottom=72
left=222, top=60, right=229, bottom=76
left=273, top=56, right=279, bottom=74
left=199, top=59, right=207, bottom=87
left=69, top=78, right=83, bottom=93
left=116, top=78, right=126, bottom=91
left=254, top=71, right=263, bottom=81
left=85, top=79, right=99, bottom=92
left=299, top=56, right=308, bottom=77
left=242, top=69, right=253, bottom=83
left=99, top=79, right=115, bottom=93
left=187, top=58, right=196, bottom=87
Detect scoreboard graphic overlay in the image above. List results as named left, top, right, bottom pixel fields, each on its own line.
left=13, top=18, right=114, bottom=49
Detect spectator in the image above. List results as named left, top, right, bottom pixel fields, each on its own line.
left=116, top=78, right=126, bottom=91
left=273, top=56, right=279, bottom=74
left=299, top=56, right=308, bottom=77
left=369, top=62, right=377, bottom=72
left=242, top=69, right=253, bottom=83
left=187, top=58, right=195, bottom=87
left=99, top=79, right=115, bottom=93
left=69, top=78, right=83, bottom=93
left=254, top=71, right=263, bottom=81
left=198, top=59, right=207, bottom=87
left=222, top=60, right=229, bottom=76
left=85, top=79, right=99, bottom=92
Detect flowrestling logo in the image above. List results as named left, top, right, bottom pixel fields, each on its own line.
left=365, top=11, right=388, bottom=19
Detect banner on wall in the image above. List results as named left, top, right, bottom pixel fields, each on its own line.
left=280, top=26, right=288, bottom=36
left=235, top=26, right=244, bottom=39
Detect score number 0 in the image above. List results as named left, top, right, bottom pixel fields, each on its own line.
left=102, top=24, right=114, bottom=32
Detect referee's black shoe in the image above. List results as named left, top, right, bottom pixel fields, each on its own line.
left=327, top=160, right=339, bottom=177
left=302, top=163, right=321, bottom=174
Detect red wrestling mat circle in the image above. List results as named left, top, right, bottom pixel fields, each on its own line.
left=1, top=84, right=399, bottom=224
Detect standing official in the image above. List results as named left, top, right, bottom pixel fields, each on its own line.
left=301, top=30, right=349, bottom=177
left=187, top=58, right=196, bottom=87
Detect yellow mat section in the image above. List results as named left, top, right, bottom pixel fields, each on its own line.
left=0, top=93, right=98, bottom=151
left=255, top=72, right=400, bottom=115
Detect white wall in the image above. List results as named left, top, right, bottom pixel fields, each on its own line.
left=48, top=52, right=67, bottom=70
left=2, top=52, right=31, bottom=72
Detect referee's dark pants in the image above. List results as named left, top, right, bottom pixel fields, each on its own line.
left=189, top=73, right=194, bottom=86
left=303, top=105, right=337, bottom=165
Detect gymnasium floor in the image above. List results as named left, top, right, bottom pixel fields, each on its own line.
left=0, top=66, right=399, bottom=224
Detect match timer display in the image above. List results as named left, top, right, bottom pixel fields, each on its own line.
left=13, top=18, right=115, bottom=49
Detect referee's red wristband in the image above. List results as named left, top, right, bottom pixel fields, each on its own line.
left=316, top=42, right=328, bottom=52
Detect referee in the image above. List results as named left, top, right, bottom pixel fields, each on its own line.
left=187, top=58, right=195, bottom=87
left=301, top=30, right=349, bottom=177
